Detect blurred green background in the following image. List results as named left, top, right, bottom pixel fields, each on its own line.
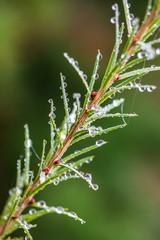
left=0, top=0, right=160, bottom=239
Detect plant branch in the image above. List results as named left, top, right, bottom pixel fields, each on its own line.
left=0, top=3, right=160, bottom=239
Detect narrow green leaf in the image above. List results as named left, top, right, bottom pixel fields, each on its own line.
left=6, top=204, right=85, bottom=237
left=143, top=0, right=153, bottom=23
left=141, top=15, right=160, bottom=42
left=114, top=6, right=125, bottom=65
left=33, top=203, right=86, bottom=223
left=153, top=0, right=160, bottom=11
left=99, top=73, right=146, bottom=105
left=63, top=52, right=90, bottom=94
left=59, top=163, right=97, bottom=190
left=85, top=113, right=137, bottom=126
left=101, top=23, right=125, bottom=91
left=122, top=20, right=140, bottom=55
left=5, top=197, right=20, bottom=227
left=16, top=218, right=34, bottom=240
left=34, top=140, right=47, bottom=183
left=49, top=100, right=56, bottom=156
left=72, top=128, right=89, bottom=138
left=16, top=160, right=21, bottom=188
left=82, top=50, right=102, bottom=112
left=0, top=188, right=19, bottom=225
left=50, top=114, right=63, bottom=148
left=60, top=72, right=70, bottom=134
left=148, top=38, right=160, bottom=45
left=101, top=56, right=126, bottom=90
left=73, top=93, right=81, bottom=123
left=118, top=57, right=147, bottom=74
left=119, top=66, right=160, bottom=79
left=122, top=0, right=132, bottom=35
left=24, top=124, right=31, bottom=186
left=20, top=172, right=34, bottom=205
left=28, top=174, right=59, bottom=196
left=62, top=141, right=108, bottom=163
left=56, top=156, right=94, bottom=175
left=71, top=124, right=126, bottom=145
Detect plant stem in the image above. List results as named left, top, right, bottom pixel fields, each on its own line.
left=0, top=5, right=160, bottom=239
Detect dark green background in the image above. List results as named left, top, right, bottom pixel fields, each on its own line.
left=0, top=0, right=160, bottom=239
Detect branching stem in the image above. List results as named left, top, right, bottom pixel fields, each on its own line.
left=0, top=5, right=160, bottom=239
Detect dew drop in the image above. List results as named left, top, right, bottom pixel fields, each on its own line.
left=151, top=65, right=156, bottom=68
left=138, top=87, right=145, bottom=92
left=24, top=139, right=32, bottom=148
left=53, top=181, right=59, bottom=185
left=129, top=13, right=134, bottom=20
left=56, top=206, right=64, bottom=214
left=121, top=54, right=125, bottom=59
left=73, top=93, right=81, bottom=99
left=110, top=17, right=116, bottom=24
left=29, top=209, right=36, bottom=215
left=156, top=48, right=160, bottom=55
left=63, top=82, right=67, bottom=88
left=38, top=201, right=46, bottom=207
left=92, top=184, right=99, bottom=190
left=96, top=140, right=105, bottom=146
left=83, top=74, right=87, bottom=80
left=137, top=52, right=143, bottom=59
left=99, top=52, right=103, bottom=60
left=69, top=211, right=77, bottom=217
left=147, top=87, right=153, bottom=92
left=48, top=99, right=53, bottom=103
left=127, top=3, right=131, bottom=8
left=93, top=73, right=99, bottom=80
left=111, top=3, right=117, bottom=11
left=25, top=236, right=31, bottom=240
left=84, top=173, right=92, bottom=182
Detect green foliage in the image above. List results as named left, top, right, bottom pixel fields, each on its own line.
left=0, top=0, right=160, bottom=239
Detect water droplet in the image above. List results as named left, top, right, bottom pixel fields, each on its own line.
left=9, top=188, right=15, bottom=195
left=29, top=209, right=36, bottom=215
left=69, top=211, right=77, bottom=217
left=96, top=140, right=105, bottom=146
left=84, top=173, right=92, bottom=182
left=48, top=99, right=53, bottom=103
left=25, top=236, right=31, bottom=240
left=138, top=87, right=145, bottom=92
left=99, top=51, right=103, bottom=60
left=74, top=150, right=80, bottom=154
left=111, top=3, right=117, bottom=11
left=38, top=201, right=46, bottom=207
left=147, top=87, right=153, bottom=92
left=137, top=52, right=143, bottom=59
left=73, top=93, right=81, bottom=99
left=151, top=65, right=156, bottom=68
left=61, top=75, right=66, bottom=81
left=63, top=82, right=67, bottom=88
left=93, top=73, right=99, bottom=80
left=110, top=17, right=115, bottom=24
left=129, top=13, right=134, bottom=20
left=56, top=206, right=64, bottom=214
left=127, top=3, right=131, bottom=8
left=53, top=181, right=59, bottom=185
left=156, top=48, right=160, bottom=54
left=24, top=139, right=32, bottom=148
left=83, top=74, right=87, bottom=80
left=92, top=184, right=99, bottom=190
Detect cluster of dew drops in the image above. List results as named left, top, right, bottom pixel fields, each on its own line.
left=28, top=201, right=85, bottom=224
